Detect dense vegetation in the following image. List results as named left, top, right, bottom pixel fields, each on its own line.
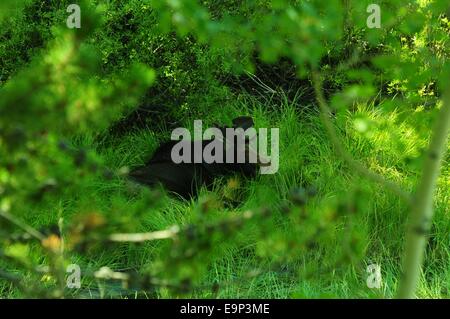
left=0, top=0, right=448, bottom=298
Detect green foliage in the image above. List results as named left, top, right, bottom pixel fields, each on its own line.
left=0, top=0, right=449, bottom=298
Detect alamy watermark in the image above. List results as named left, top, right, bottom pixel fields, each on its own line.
left=66, top=263, right=81, bottom=289
left=170, top=120, right=279, bottom=174
left=366, top=263, right=382, bottom=289
left=66, top=4, right=81, bottom=29
left=366, top=4, right=381, bottom=29
left=66, top=3, right=381, bottom=31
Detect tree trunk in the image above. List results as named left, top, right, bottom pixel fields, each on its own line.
left=397, top=89, right=450, bottom=298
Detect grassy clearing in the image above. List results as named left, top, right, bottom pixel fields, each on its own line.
left=3, top=94, right=448, bottom=299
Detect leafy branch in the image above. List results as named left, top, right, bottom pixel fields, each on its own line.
left=312, top=68, right=450, bottom=298
left=311, top=70, right=412, bottom=203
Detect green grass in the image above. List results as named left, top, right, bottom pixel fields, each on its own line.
left=2, top=94, right=448, bottom=299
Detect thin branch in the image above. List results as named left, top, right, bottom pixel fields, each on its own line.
left=244, top=70, right=278, bottom=94
left=311, top=70, right=411, bottom=203
left=0, top=269, right=21, bottom=284
left=108, top=225, right=180, bottom=242
left=0, top=210, right=45, bottom=241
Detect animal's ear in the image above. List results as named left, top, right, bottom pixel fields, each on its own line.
left=232, top=116, right=254, bottom=130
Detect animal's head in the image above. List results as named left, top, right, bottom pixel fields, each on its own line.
left=213, top=116, right=271, bottom=172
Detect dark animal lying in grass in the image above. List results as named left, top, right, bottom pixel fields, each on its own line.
left=129, top=116, right=260, bottom=198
